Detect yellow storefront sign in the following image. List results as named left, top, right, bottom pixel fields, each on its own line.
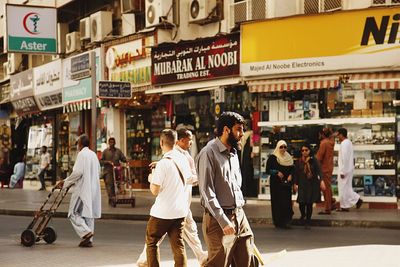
left=241, top=7, right=400, bottom=77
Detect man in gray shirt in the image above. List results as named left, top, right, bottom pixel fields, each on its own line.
left=196, top=111, right=253, bottom=267
left=100, top=137, right=127, bottom=205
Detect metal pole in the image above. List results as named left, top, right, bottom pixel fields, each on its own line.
left=90, top=51, right=97, bottom=151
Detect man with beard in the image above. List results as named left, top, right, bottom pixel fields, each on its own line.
left=196, top=112, right=254, bottom=267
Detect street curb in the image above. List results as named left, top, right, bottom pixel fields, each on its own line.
left=2, top=209, right=400, bottom=230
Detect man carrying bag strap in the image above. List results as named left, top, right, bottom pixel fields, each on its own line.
left=145, top=129, right=192, bottom=267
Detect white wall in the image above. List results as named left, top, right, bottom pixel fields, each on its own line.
left=269, top=0, right=298, bottom=18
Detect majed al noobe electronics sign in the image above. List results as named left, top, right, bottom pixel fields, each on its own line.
left=6, top=4, right=57, bottom=54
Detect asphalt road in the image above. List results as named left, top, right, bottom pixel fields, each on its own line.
left=0, top=215, right=399, bottom=267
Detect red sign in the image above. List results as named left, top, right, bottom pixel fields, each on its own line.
left=151, top=33, right=240, bottom=85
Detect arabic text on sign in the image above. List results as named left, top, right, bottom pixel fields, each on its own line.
left=98, top=81, right=131, bottom=99
left=71, top=53, right=90, bottom=73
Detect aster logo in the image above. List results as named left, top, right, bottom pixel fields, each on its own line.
left=23, top=12, right=41, bottom=35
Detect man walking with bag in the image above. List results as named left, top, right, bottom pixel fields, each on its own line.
left=197, top=112, right=254, bottom=267
left=146, top=129, right=192, bottom=267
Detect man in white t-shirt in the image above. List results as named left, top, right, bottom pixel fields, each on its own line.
left=136, top=129, right=207, bottom=266
left=38, top=146, right=50, bottom=191
left=146, top=129, right=192, bottom=267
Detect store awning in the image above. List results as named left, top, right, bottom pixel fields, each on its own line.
left=146, top=77, right=242, bottom=94
left=63, top=99, right=92, bottom=113
left=247, top=75, right=340, bottom=93
left=348, top=72, right=400, bottom=89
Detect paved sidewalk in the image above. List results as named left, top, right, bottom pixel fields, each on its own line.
left=0, top=186, right=399, bottom=229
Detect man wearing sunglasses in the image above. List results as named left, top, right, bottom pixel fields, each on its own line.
left=197, top=112, right=254, bottom=267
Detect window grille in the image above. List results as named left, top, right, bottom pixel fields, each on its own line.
left=230, top=0, right=267, bottom=28
left=304, top=0, right=342, bottom=14
left=252, top=0, right=267, bottom=20
left=304, top=0, right=319, bottom=14
left=372, top=0, right=400, bottom=5
left=324, top=0, right=341, bottom=11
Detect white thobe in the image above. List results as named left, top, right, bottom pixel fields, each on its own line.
left=63, top=147, right=101, bottom=237
left=338, top=139, right=360, bottom=208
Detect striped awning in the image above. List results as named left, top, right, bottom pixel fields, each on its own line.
left=349, top=72, right=400, bottom=89
left=247, top=75, right=340, bottom=93
left=63, top=99, right=94, bottom=113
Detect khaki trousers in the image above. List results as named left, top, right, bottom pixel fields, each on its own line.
left=202, top=208, right=253, bottom=267
left=146, top=216, right=186, bottom=267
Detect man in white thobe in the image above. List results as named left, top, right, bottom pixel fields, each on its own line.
left=56, top=134, right=101, bottom=247
left=337, top=128, right=363, bottom=211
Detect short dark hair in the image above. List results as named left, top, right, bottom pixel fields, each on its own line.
left=177, top=128, right=192, bottom=140
left=42, top=146, right=47, bottom=151
left=216, top=112, right=245, bottom=137
left=160, top=129, right=177, bottom=148
left=337, top=128, right=347, bottom=138
left=320, top=127, right=332, bottom=138
left=108, top=137, right=115, bottom=142
left=79, top=134, right=90, bottom=148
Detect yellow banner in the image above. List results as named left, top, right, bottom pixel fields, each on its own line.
left=242, top=7, right=400, bottom=64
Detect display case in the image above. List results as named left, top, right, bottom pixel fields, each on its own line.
left=126, top=110, right=152, bottom=189
left=57, top=116, right=70, bottom=179
left=25, top=124, right=53, bottom=180
left=66, top=113, right=80, bottom=175
left=258, top=117, right=397, bottom=202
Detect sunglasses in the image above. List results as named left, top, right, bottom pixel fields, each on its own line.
left=301, top=149, right=309, bottom=152
left=279, top=145, right=287, bottom=149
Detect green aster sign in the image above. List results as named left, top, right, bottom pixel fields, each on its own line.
left=6, top=4, right=57, bottom=54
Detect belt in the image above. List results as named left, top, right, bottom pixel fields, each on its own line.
left=223, top=207, right=242, bottom=215
left=204, top=207, right=242, bottom=215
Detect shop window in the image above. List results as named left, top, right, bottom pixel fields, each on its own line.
left=126, top=111, right=151, bottom=161
left=25, top=124, right=53, bottom=180
left=172, top=92, right=215, bottom=152
left=126, top=109, right=153, bottom=189
left=326, top=88, right=396, bottom=118
left=57, top=116, right=69, bottom=179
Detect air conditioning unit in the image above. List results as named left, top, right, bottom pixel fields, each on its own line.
left=122, top=13, right=136, bottom=36
left=121, top=0, right=145, bottom=13
left=3, top=62, right=9, bottom=80
left=7, top=53, right=22, bottom=74
left=66, top=32, right=81, bottom=54
left=145, top=0, right=173, bottom=28
left=80, top=17, right=91, bottom=40
left=189, top=0, right=216, bottom=23
left=57, top=23, right=68, bottom=54
left=90, top=11, right=113, bottom=42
